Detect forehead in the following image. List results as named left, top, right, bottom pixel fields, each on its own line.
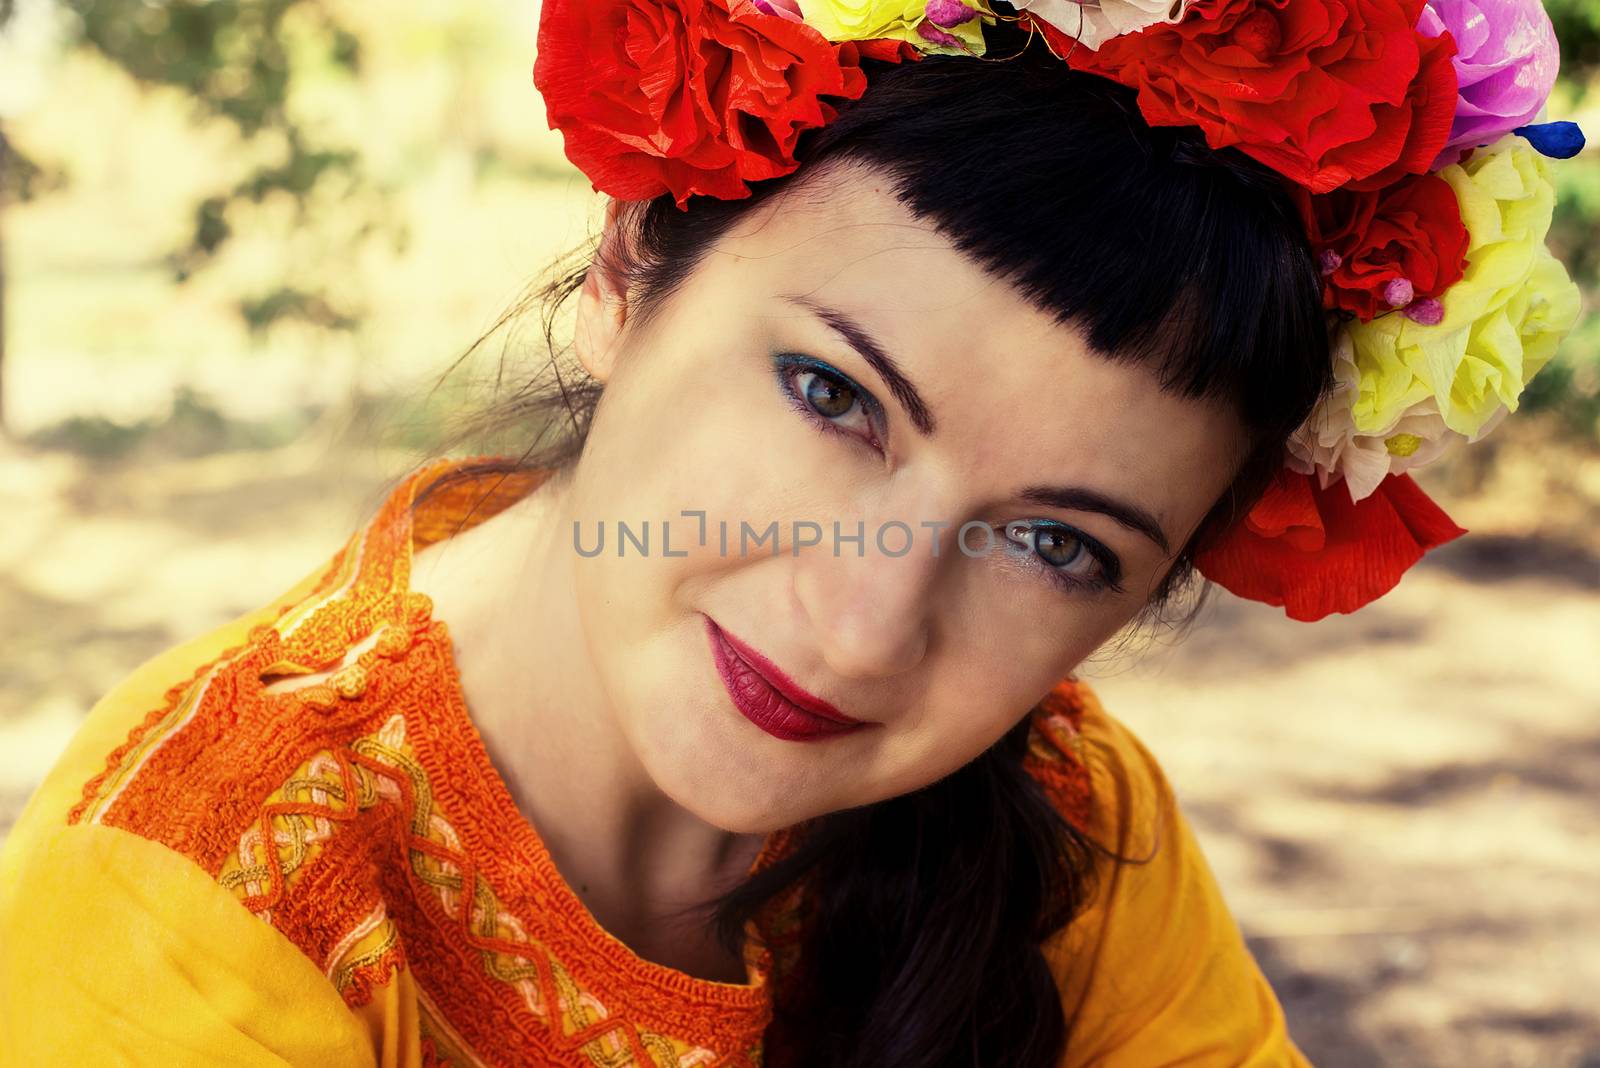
left=681, top=164, right=1248, bottom=545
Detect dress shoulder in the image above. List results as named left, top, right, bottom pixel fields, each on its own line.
left=5, top=552, right=339, bottom=852
left=1026, top=682, right=1313, bottom=1067
left=0, top=551, right=378, bottom=1066
left=1, top=462, right=431, bottom=1000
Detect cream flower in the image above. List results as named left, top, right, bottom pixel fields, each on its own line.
left=1343, top=134, right=1581, bottom=442
left=1011, top=0, right=1191, bottom=51
left=1288, top=332, right=1506, bottom=502
left=798, top=0, right=989, bottom=55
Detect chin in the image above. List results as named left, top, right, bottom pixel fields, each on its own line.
left=627, top=690, right=845, bottom=835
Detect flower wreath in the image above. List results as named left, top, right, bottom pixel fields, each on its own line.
left=532, top=0, right=1586, bottom=622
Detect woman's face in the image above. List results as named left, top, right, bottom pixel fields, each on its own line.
left=559, top=164, right=1247, bottom=833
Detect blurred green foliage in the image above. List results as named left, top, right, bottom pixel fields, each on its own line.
left=60, top=0, right=394, bottom=333
left=0, top=128, right=63, bottom=202
left=1548, top=0, right=1600, bottom=76
left=1530, top=0, right=1600, bottom=436
left=27, top=386, right=314, bottom=456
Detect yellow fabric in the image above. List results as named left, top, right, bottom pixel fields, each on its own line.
left=1, top=823, right=378, bottom=1067
left=2, top=563, right=1307, bottom=1066
left=1047, top=708, right=1311, bottom=1067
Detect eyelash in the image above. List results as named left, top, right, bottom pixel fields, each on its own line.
left=770, top=353, right=1125, bottom=598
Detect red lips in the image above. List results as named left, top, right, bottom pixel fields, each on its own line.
left=704, top=616, right=869, bottom=742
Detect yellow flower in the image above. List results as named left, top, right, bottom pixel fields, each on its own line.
left=1345, top=135, right=1582, bottom=439
left=798, top=0, right=989, bottom=56
left=1287, top=329, right=1507, bottom=501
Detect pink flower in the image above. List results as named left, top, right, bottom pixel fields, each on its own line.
left=1421, top=0, right=1560, bottom=164
left=751, top=0, right=804, bottom=17
left=924, top=0, right=979, bottom=26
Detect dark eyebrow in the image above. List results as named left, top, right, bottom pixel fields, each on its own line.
left=1018, top=485, right=1172, bottom=555
left=782, top=295, right=937, bottom=436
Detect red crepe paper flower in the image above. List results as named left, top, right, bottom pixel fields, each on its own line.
left=1194, top=469, right=1466, bottom=621
left=1065, top=0, right=1460, bottom=194
left=851, top=39, right=925, bottom=63
left=534, top=0, right=910, bottom=207
left=1294, top=171, right=1469, bottom=321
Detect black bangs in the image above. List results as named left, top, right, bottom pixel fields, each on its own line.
left=625, top=30, right=1332, bottom=449
left=796, top=38, right=1331, bottom=443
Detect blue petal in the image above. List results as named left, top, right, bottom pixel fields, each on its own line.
left=1513, top=121, right=1587, bottom=160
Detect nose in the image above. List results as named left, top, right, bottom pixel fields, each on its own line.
left=790, top=512, right=940, bottom=681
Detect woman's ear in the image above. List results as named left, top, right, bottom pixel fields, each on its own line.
left=574, top=198, right=632, bottom=383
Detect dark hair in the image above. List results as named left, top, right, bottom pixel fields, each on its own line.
left=425, top=27, right=1330, bottom=1068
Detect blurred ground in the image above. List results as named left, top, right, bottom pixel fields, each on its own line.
left=1083, top=463, right=1600, bottom=1068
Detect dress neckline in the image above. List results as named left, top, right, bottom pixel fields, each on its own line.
left=248, top=456, right=1093, bottom=1032
left=265, top=458, right=794, bottom=1012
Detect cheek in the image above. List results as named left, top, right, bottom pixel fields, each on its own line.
left=580, top=329, right=807, bottom=507
left=942, top=543, right=1137, bottom=691
left=569, top=318, right=857, bottom=622
left=844, top=619, right=1110, bottom=806
left=559, top=336, right=806, bottom=767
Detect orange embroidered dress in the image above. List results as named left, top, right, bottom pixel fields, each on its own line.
left=0, top=461, right=1311, bottom=1067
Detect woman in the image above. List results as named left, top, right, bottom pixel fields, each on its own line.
left=0, top=2, right=1581, bottom=1066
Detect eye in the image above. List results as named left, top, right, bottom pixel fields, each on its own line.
left=801, top=370, right=860, bottom=421
left=773, top=354, right=883, bottom=448
left=1035, top=526, right=1091, bottom=570
left=1004, top=520, right=1124, bottom=595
